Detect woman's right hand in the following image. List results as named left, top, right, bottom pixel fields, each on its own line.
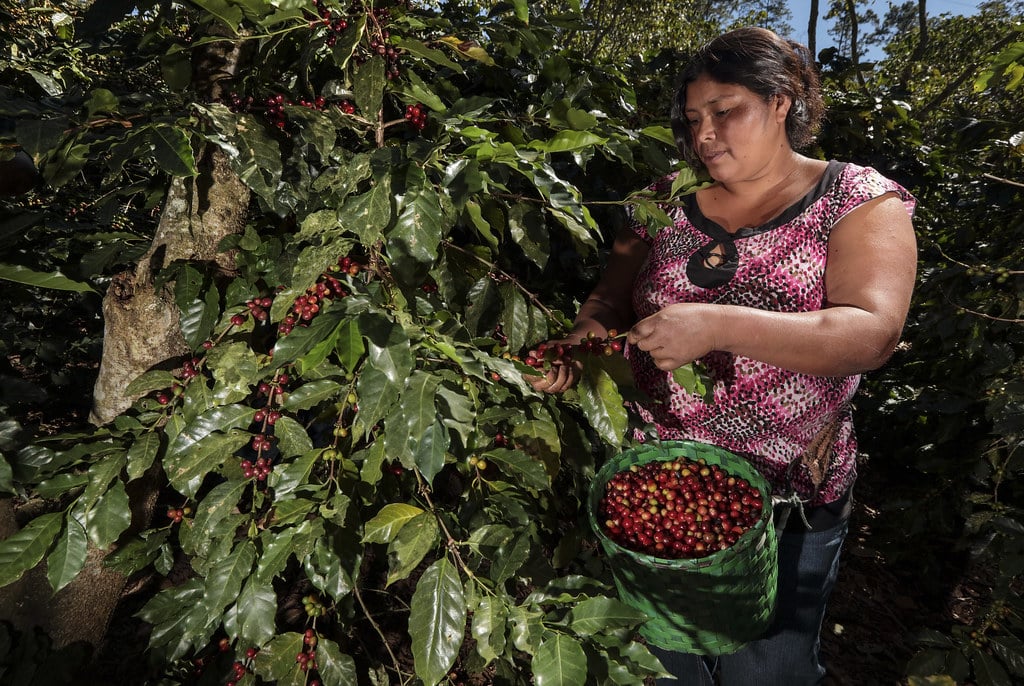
left=524, top=339, right=583, bottom=394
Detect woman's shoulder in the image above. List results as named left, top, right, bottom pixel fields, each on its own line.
left=829, top=161, right=917, bottom=216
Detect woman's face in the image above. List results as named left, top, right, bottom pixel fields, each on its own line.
left=683, top=73, right=791, bottom=184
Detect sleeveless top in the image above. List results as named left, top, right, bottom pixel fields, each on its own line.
left=626, top=161, right=916, bottom=506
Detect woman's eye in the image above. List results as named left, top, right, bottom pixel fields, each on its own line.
left=715, top=109, right=731, bottom=118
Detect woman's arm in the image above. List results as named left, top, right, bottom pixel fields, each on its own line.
left=529, top=227, right=649, bottom=392
left=627, top=193, right=917, bottom=377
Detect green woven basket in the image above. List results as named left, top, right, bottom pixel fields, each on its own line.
left=587, top=440, right=778, bottom=655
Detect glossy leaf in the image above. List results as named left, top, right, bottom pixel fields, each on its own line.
left=317, top=637, right=358, bottom=686
left=386, top=511, right=440, bottom=586
left=0, top=263, right=96, bottom=293
left=0, top=511, right=61, bottom=586
left=471, top=595, right=509, bottom=662
left=577, top=364, right=628, bottom=448
left=569, top=596, right=645, bottom=635
left=362, top=503, right=425, bottom=544
left=410, top=556, right=466, bottom=686
left=228, top=577, right=278, bottom=646
left=85, top=480, right=131, bottom=548
left=533, top=632, right=587, bottom=686
left=126, top=432, right=162, bottom=481
left=202, top=540, right=256, bottom=616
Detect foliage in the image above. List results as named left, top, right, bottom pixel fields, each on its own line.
left=0, top=0, right=698, bottom=683
left=2, top=0, right=1024, bottom=684
left=821, top=5, right=1024, bottom=684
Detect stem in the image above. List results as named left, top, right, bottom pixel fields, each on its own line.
left=440, top=240, right=562, bottom=324
left=351, top=582, right=405, bottom=677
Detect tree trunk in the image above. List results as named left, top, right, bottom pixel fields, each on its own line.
left=808, top=0, right=819, bottom=58
left=89, top=148, right=249, bottom=424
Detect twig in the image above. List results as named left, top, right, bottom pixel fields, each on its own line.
left=982, top=173, right=1024, bottom=189
left=440, top=240, right=563, bottom=324
left=351, top=582, right=404, bottom=677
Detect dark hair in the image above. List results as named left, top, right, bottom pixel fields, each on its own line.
left=670, top=27, right=825, bottom=168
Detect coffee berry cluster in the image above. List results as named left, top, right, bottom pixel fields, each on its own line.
left=522, top=330, right=624, bottom=371
left=278, top=255, right=360, bottom=336
left=404, top=103, right=427, bottom=131
left=598, top=457, right=763, bottom=559
left=309, top=0, right=349, bottom=46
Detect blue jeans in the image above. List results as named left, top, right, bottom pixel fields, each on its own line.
left=652, top=516, right=849, bottom=685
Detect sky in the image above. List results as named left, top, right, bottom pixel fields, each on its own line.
left=784, top=0, right=985, bottom=60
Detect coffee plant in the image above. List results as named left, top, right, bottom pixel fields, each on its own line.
left=0, top=1, right=706, bottom=683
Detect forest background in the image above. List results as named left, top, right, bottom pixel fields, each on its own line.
left=0, top=1, right=1022, bottom=685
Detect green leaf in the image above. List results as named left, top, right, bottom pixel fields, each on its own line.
left=167, top=404, right=256, bottom=460
left=577, top=364, right=628, bottom=448
left=270, top=450, right=318, bottom=498
left=512, top=0, right=529, bottom=22
left=85, top=480, right=131, bottom=548
left=317, top=637, right=358, bottom=686
left=206, top=342, right=260, bottom=404
left=138, top=580, right=208, bottom=660
left=489, top=528, right=532, bottom=584
left=481, top=448, right=550, bottom=491
left=202, top=107, right=282, bottom=208
left=387, top=512, right=439, bottom=586
left=165, top=429, right=251, bottom=498
left=0, top=512, right=62, bottom=586
left=530, top=130, right=607, bottom=153
left=973, top=646, right=1013, bottom=686
left=271, top=416, right=314, bottom=458
left=388, top=172, right=446, bottom=281
left=0, top=263, right=97, bottom=293
left=532, top=633, right=587, bottom=686
left=126, top=432, right=162, bottom=481
left=256, top=526, right=298, bottom=584
left=569, top=596, right=646, bottom=635
left=45, top=518, right=88, bottom=593
left=183, top=479, right=248, bottom=560
left=232, top=577, right=278, bottom=646
left=203, top=540, right=256, bottom=615
left=672, top=362, right=713, bottom=401
left=471, top=596, right=508, bottom=662
left=305, top=537, right=354, bottom=601
left=399, top=68, right=447, bottom=112
left=340, top=176, right=392, bottom=246
left=394, top=37, right=463, bottom=72
left=498, top=282, right=530, bottom=353
left=124, top=370, right=177, bottom=397
left=361, top=313, right=414, bottom=385
left=353, top=56, right=385, bottom=120
left=989, top=636, right=1024, bottom=677
left=334, top=319, right=365, bottom=372
left=641, top=125, right=676, bottom=146
left=255, top=632, right=306, bottom=682
left=147, top=123, right=197, bottom=177
left=191, top=0, right=243, bottom=31
left=282, top=379, right=343, bottom=412
left=81, top=451, right=127, bottom=511
left=508, top=202, right=550, bottom=269
left=412, top=418, right=449, bottom=483
left=410, top=557, right=466, bottom=686
left=362, top=503, right=425, bottom=544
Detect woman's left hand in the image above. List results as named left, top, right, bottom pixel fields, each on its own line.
left=627, top=304, right=716, bottom=371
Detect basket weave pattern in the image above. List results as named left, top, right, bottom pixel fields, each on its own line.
left=588, top=440, right=779, bottom=655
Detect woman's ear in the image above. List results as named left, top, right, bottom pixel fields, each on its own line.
left=772, top=93, right=793, bottom=122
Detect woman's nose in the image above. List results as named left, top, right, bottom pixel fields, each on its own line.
left=695, top=117, right=715, bottom=141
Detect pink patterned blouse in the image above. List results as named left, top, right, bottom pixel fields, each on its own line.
left=627, top=161, right=916, bottom=506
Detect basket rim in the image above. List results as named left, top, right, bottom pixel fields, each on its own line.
left=588, top=439, right=774, bottom=568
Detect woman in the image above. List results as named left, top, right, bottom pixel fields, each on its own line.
left=530, top=27, right=917, bottom=685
